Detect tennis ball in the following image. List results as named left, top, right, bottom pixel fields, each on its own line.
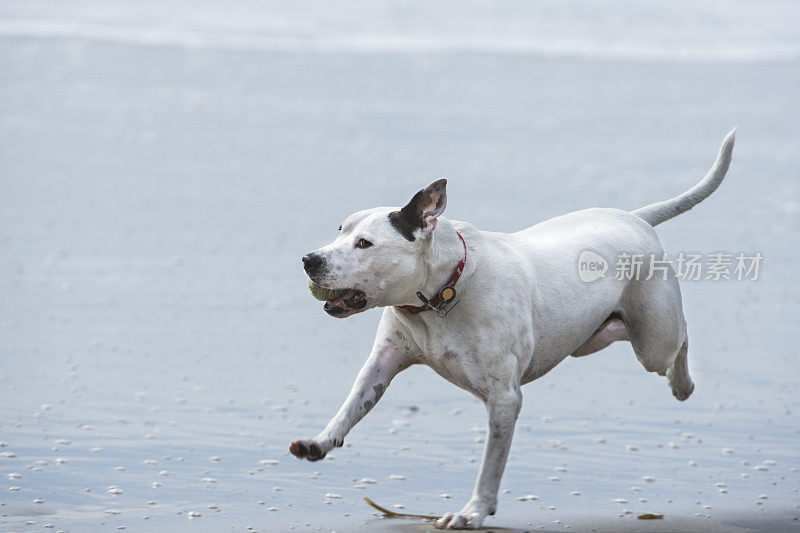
left=308, top=278, right=345, bottom=301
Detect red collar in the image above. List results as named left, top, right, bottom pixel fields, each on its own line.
left=396, top=231, right=467, bottom=315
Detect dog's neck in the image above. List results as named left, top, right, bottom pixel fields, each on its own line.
left=399, top=217, right=473, bottom=309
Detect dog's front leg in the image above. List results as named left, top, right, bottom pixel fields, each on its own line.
left=289, top=332, right=413, bottom=461
left=437, top=388, right=522, bottom=530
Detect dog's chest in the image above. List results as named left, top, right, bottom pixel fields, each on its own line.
left=405, top=319, right=491, bottom=396
left=408, top=321, right=449, bottom=362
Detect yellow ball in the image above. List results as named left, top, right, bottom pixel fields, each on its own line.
left=308, top=278, right=344, bottom=301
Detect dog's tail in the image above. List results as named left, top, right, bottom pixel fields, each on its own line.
left=632, top=129, right=736, bottom=227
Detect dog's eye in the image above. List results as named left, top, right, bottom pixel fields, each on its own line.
left=338, top=225, right=342, bottom=231
left=355, top=238, right=373, bottom=249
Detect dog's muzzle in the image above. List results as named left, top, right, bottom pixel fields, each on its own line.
left=305, top=267, right=368, bottom=318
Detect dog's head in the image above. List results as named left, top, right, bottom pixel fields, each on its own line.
left=303, top=179, right=447, bottom=318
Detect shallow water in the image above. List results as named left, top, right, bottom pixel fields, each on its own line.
left=1, top=2, right=800, bottom=532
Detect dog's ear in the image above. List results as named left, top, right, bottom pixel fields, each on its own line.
left=390, top=179, right=447, bottom=241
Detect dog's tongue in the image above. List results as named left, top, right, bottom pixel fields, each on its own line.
left=307, top=279, right=346, bottom=301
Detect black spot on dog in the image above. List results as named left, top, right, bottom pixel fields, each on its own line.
left=491, top=421, right=503, bottom=439
left=388, top=210, right=418, bottom=241
left=363, top=399, right=373, bottom=411
left=372, top=383, right=385, bottom=400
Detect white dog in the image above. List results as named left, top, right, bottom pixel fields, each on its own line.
left=291, top=131, right=735, bottom=529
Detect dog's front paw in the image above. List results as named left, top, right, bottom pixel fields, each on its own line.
left=289, top=439, right=329, bottom=461
left=435, top=499, right=493, bottom=529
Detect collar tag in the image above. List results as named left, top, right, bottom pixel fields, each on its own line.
left=439, top=287, right=456, bottom=302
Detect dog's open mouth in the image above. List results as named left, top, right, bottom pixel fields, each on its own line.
left=322, top=289, right=367, bottom=316
left=307, top=279, right=367, bottom=317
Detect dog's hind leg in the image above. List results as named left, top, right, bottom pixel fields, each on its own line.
left=666, top=337, right=694, bottom=401
left=571, top=315, right=629, bottom=357
left=622, top=276, right=695, bottom=401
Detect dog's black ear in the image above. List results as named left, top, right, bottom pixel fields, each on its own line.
left=389, top=179, right=447, bottom=241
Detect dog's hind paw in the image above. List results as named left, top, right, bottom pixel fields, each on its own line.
left=671, top=380, right=695, bottom=402
left=289, top=439, right=328, bottom=461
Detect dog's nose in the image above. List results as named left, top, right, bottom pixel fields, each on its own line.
left=302, top=253, right=326, bottom=275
